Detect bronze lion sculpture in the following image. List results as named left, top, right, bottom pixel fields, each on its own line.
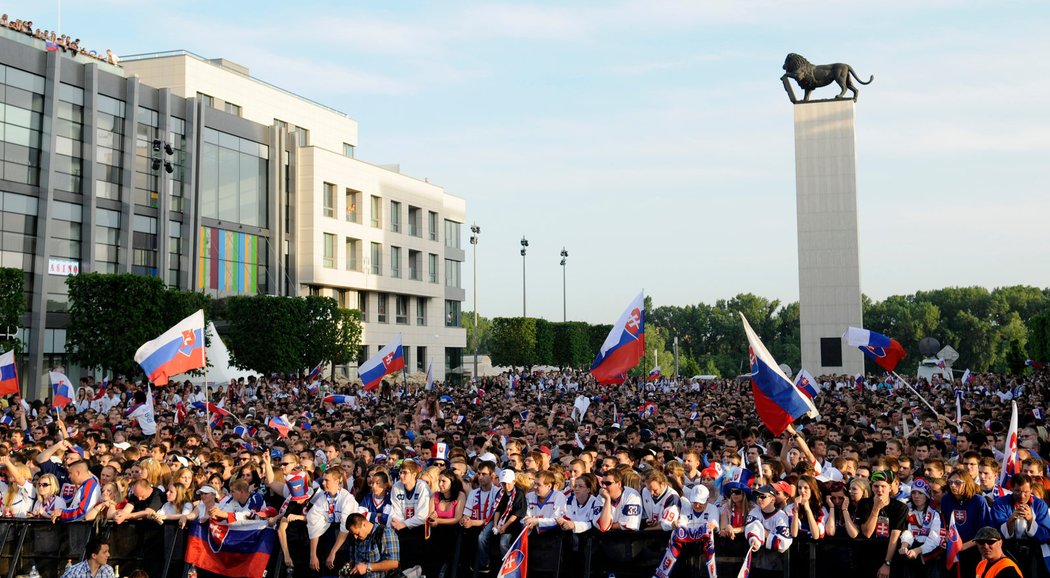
left=780, top=53, right=873, bottom=103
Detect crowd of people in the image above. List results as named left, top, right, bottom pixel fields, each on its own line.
left=1, top=14, right=120, bottom=65
left=0, top=365, right=1048, bottom=578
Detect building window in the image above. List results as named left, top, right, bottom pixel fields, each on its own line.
left=345, top=238, right=359, bottom=271
left=370, top=242, right=382, bottom=275
left=323, top=182, right=336, bottom=218
left=408, top=206, right=421, bottom=237
left=197, top=92, right=214, bottom=108
left=345, top=188, right=360, bottom=223
left=444, top=220, right=461, bottom=249
left=199, top=127, right=269, bottom=227
left=323, top=233, right=336, bottom=268
left=377, top=293, right=388, bottom=323
left=390, top=201, right=401, bottom=233
left=445, top=300, right=461, bottom=327
left=224, top=102, right=242, bottom=116
left=428, top=253, right=438, bottom=283
left=416, top=346, right=427, bottom=372
left=370, top=195, right=382, bottom=228
left=417, top=298, right=427, bottom=326
left=390, top=246, right=401, bottom=278
left=343, top=143, right=355, bottom=158
left=445, top=259, right=461, bottom=288
left=396, top=295, right=409, bottom=325
left=408, top=250, right=421, bottom=281
left=274, top=119, right=288, bottom=133
left=358, top=291, right=369, bottom=323
left=294, top=126, right=309, bottom=146
left=428, top=211, right=439, bottom=242
left=337, top=288, right=350, bottom=308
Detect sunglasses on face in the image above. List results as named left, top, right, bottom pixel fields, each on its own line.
left=730, top=490, right=745, bottom=496
left=600, top=480, right=616, bottom=487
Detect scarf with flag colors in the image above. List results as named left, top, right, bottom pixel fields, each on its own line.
left=50, top=371, right=74, bottom=408
left=0, top=349, right=18, bottom=396
left=359, top=335, right=405, bottom=391
left=741, top=313, right=818, bottom=436
left=184, top=519, right=275, bottom=578
left=496, top=527, right=528, bottom=578
left=590, top=291, right=646, bottom=385
left=134, top=310, right=206, bottom=385
left=843, top=326, right=907, bottom=371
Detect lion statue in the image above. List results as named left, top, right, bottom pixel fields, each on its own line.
left=780, top=53, right=873, bottom=103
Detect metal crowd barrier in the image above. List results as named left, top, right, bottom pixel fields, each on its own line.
left=3, top=519, right=1047, bottom=578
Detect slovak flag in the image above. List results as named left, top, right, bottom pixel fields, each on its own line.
left=855, top=373, right=865, bottom=391
left=191, top=401, right=231, bottom=418
left=794, top=369, right=819, bottom=399
left=134, top=310, right=206, bottom=386
left=425, top=362, right=434, bottom=391
left=590, top=291, right=646, bottom=385
left=50, top=371, right=74, bottom=408
left=306, top=362, right=323, bottom=383
left=961, top=369, right=973, bottom=385
left=1027, top=360, right=1046, bottom=369
left=1000, top=401, right=1020, bottom=485
left=268, top=415, right=293, bottom=438
left=92, top=378, right=109, bottom=401
left=741, top=313, right=818, bottom=436
left=0, top=349, right=18, bottom=396
left=358, top=335, right=405, bottom=391
left=936, top=358, right=947, bottom=370
left=944, top=512, right=962, bottom=569
left=844, top=327, right=907, bottom=372
left=323, top=394, right=355, bottom=406
left=737, top=546, right=752, bottom=578
left=496, top=527, right=528, bottom=578
left=234, top=425, right=258, bottom=439
left=647, top=365, right=661, bottom=382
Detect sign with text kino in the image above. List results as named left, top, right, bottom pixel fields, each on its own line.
left=48, top=258, right=80, bottom=276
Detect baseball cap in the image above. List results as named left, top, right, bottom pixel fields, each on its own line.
left=478, top=452, right=498, bottom=464
left=753, top=484, right=776, bottom=497
left=686, top=485, right=710, bottom=505
left=197, top=485, right=218, bottom=495
left=499, top=469, right=517, bottom=484
left=772, top=481, right=795, bottom=498
left=973, top=527, right=1002, bottom=543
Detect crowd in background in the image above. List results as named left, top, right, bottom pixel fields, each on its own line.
left=0, top=365, right=1048, bottom=578
left=1, top=13, right=119, bottom=65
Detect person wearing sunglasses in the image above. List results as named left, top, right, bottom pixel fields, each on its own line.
left=940, top=471, right=991, bottom=577
left=596, top=468, right=642, bottom=532
left=973, top=526, right=1023, bottom=578
left=744, top=484, right=792, bottom=577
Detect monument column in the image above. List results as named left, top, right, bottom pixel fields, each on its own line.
left=794, top=100, right=864, bottom=377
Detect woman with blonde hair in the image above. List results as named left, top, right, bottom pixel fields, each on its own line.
left=138, top=458, right=166, bottom=490
left=85, top=482, right=122, bottom=522
left=0, top=458, right=34, bottom=516
left=156, top=483, right=194, bottom=525
left=663, top=460, right=685, bottom=496
left=29, top=473, right=65, bottom=517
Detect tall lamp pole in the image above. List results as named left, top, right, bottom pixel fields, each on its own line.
left=560, top=247, right=568, bottom=322
left=520, top=236, right=529, bottom=317
left=470, top=224, right=480, bottom=381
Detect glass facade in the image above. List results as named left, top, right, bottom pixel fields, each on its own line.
left=95, top=94, right=126, bottom=200
left=444, top=219, right=461, bottom=249
left=0, top=65, right=45, bottom=186
left=131, top=214, right=158, bottom=278
left=134, top=106, right=160, bottom=208
left=200, top=127, right=268, bottom=227
left=47, top=201, right=82, bottom=311
left=444, top=259, right=461, bottom=288
left=55, top=83, right=84, bottom=193
left=0, top=191, right=37, bottom=304
left=94, top=207, right=120, bottom=274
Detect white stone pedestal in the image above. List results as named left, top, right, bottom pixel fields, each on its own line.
left=794, top=100, right=864, bottom=377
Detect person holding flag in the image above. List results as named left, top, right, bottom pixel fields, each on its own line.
left=0, top=348, right=19, bottom=396
left=358, top=336, right=405, bottom=392
left=939, top=470, right=991, bottom=577
left=740, top=314, right=818, bottom=436
left=134, top=309, right=207, bottom=386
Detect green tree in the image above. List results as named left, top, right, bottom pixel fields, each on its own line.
left=332, top=308, right=363, bottom=377
left=1030, top=311, right=1050, bottom=363
left=534, top=319, right=555, bottom=366
left=461, top=311, right=492, bottom=354
left=224, top=295, right=305, bottom=375
left=489, top=317, right=537, bottom=368
left=552, top=322, right=592, bottom=369
left=0, top=267, right=26, bottom=353
left=66, top=273, right=169, bottom=377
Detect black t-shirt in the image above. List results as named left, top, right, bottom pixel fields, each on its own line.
left=856, top=497, right=908, bottom=538
left=126, top=488, right=164, bottom=513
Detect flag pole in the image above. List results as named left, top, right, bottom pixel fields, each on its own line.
left=892, top=370, right=959, bottom=429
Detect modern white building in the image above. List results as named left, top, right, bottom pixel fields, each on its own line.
left=121, top=51, right=468, bottom=380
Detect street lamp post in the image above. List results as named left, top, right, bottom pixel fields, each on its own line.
left=470, top=224, right=480, bottom=381
left=520, top=236, right=529, bottom=317
left=560, top=247, right=568, bottom=322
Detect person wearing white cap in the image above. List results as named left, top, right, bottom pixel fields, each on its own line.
left=674, top=485, right=720, bottom=533
left=477, top=468, right=526, bottom=572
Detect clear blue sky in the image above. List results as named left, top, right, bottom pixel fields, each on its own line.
left=10, top=1, right=1050, bottom=323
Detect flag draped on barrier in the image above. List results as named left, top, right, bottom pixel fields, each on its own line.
left=185, top=519, right=275, bottom=578
left=653, top=526, right=717, bottom=578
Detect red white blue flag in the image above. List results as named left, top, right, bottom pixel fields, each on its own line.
left=1027, top=359, right=1046, bottom=369
left=359, top=335, right=405, bottom=391
left=50, top=371, right=74, bottom=408
left=306, top=361, right=323, bottom=383
left=737, top=547, right=752, bottom=578
left=590, top=291, right=646, bottom=385
left=0, top=349, right=18, bottom=396
left=961, top=369, right=973, bottom=385
left=647, top=365, right=661, bottom=382
left=844, top=326, right=907, bottom=372
left=794, top=369, right=818, bottom=399
left=267, top=415, right=293, bottom=438
left=496, top=527, right=528, bottom=578
left=944, top=511, right=962, bottom=569
left=134, top=310, right=206, bottom=385
left=323, top=394, right=355, bottom=406
left=185, top=520, right=275, bottom=578
left=742, top=313, right=817, bottom=436
left=1000, top=401, right=1020, bottom=485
